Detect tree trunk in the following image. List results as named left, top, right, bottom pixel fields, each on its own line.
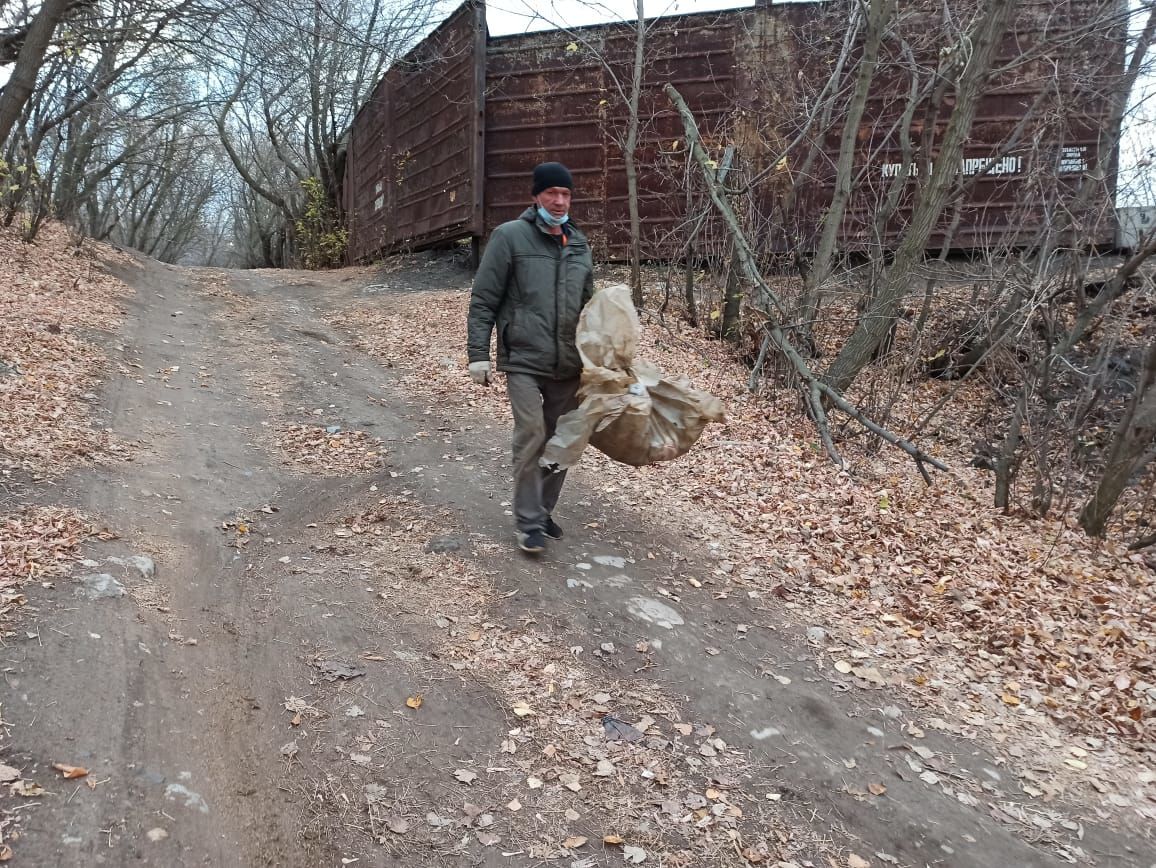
left=625, top=0, right=645, bottom=309
left=822, top=0, right=1018, bottom=393
left=1079, top=338, right=1156, bottom=536
left=795, top=0, right=894, bottom=346
left=0, top=0, right=72, bottom=147
left=721, top=245, right=742, bottom=342
left=994, top=387, right=1027, bottom=511
left=683, top=261, right=697, bottom=326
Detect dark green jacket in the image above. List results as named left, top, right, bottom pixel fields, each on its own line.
left=467, top=207, right=594, bottom=380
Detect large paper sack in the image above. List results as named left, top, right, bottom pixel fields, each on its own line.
left=541, top=285, right=725, bottom=469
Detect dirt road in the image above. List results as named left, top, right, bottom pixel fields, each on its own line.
left=2, top=253, right=1153, bottom=867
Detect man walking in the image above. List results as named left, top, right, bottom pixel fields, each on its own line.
left=467, top=162, right=595, bottom=554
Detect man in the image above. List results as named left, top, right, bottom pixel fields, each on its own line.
left=467, top=162, right=595, bottom=554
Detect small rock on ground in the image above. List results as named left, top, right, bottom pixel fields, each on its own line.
left=76, top=573, right=126, bottom=600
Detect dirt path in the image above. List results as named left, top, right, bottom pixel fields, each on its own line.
left=2, top=253, right=1154, bottom=867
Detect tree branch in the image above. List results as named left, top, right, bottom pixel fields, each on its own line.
left=665, top=82, right=948, bottom=479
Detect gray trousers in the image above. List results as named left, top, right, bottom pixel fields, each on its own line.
left=507, top=372, right=581, bottom=533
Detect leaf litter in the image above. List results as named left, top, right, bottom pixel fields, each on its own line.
left=269, top=490, right=830, bottom=865
left=0, top=222, right=133, bottom=478
left=334, top=280, right=1156, bottom=831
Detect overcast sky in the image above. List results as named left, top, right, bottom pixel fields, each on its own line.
left=480, top=0, right=754, bottom=36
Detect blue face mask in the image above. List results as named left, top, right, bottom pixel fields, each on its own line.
left=537, top=206, right=569, bottom=227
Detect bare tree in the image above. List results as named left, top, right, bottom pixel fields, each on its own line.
left=0, top=0, right=74, bottom=145
left=624, top=0, right=645, bottom=307
left=822, top=0, right=1021, bottom=393
left=794, top=0, right=896, bottom=350
left=203, top=0, right=438, bottom=266
left=1080, top=330, right=1156, bottom=536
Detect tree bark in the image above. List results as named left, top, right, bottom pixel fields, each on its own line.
left=625, top=0, right=646, bottom=309
left=795, top=0, right=895, bottom=346
left=721, top=245, right=742, bottom=343
left=1079, top=338, right=1156, bottom=536
left=0, top=0, right=72, bottom=147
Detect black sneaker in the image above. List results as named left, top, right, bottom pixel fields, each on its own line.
left=517, top=529, right=546, bottom=554
left=544, top=517, right=564, bottom=540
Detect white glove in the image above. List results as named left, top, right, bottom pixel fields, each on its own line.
left=469, top=361, right=492, bottom=386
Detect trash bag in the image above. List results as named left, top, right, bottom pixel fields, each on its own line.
left=541, top=284, right=725, bottom=470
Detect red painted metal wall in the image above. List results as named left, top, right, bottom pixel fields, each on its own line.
left=484, top=11, right=738, bottom=259
left=344, top=1, right=485, bottom=262
left=343, top=0, right=1123, bottom=262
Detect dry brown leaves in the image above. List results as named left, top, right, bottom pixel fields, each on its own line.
left=314, top=495, right=817, bottom=864
left=0, top=222, right=132, bottom=477
left=0, top=505, right=93, bottom=589
left=336, top=277, right=1155, bottom=822
left=278, top=425, right=386, bottom=475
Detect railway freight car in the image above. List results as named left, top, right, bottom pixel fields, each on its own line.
left=341, top=0, right=1125, bottom=264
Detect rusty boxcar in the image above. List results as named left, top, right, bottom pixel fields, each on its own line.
left=342, top=0, right=1124, bottom=263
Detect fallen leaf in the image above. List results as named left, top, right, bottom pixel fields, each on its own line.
left=848, top=855, right=870, bottom=868
left=52, top=763, right=88, bottom=779
left=10, top=780, right=44, bottom=797
left=851, top=666, right=885, bottom=685
left=0, top=765, right=20, bottom=783
left=835, top=660, right=853, bottom=674
left=673, top=723, right=693, bottom=736
left=604, top=834, right=625, bottom=845
left=1001, top=693, right=1021, bottom=706
left=506, top=799, right=522, bottom=811
left=565, top=808, right=580, bottom=821
left=511, top=700, right=535, bottom=717
left=560, top=772, right=582, bottom=791
left=454, top=769, right=477, bottom=784
left=0, top=844, right=12, bottom=860
left=405, top=695, right=423, bottom=709
left=868, top=782, right=887, bottom=796
left=563, top=835, right=588, bottom=849
left=388, top=816, right=409, bottom=834
left=527, top=776, right=543, bottom=789
left=476, top=831, right=500, bottom=846
left=594, top=759, right=615, bottom=776
left=624, top=845, right=647, bottom=863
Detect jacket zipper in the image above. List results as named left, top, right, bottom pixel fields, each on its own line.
left=553, top=239, right=563, bottom=377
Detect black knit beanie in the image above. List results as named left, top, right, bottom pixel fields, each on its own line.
left=532, top=162, right=573, bottom=195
